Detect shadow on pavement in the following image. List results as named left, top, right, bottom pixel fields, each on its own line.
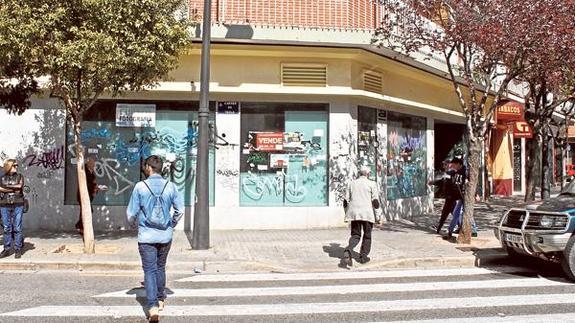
left=21, top=241, right=35, bottom=255
left=24, top=230, right=136, bottom=240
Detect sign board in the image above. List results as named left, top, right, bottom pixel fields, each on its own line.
left=255, top=132, right=284, bottom=151
left=217, top=101, right=240, bottom=114
left=116, top=104, right=156, bottom=127
left=513, top=121, right=533, bottom=138
left=496, top=101, right=524, bottom=123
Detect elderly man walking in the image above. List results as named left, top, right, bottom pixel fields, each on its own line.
left=127, top=155, right=184, bottom=322
left=342, top=166, right=382, bottom=266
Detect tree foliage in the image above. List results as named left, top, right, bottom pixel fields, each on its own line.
left=0, top=0, right=192, bottom=252
left=519, top=2, right=575, bottom=200
left=374, top=0, right=562, bottom=243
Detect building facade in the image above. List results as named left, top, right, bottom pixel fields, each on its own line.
left=0, top=1, right=469, bottom=232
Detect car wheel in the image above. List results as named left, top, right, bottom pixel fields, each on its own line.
left=561, top=234, right=575, bottom=281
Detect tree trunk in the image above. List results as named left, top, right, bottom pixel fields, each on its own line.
left=541, top=133, right=551, bottom=200
left=72, top=116, right=95, bottom=253
left=525, top=134, right=540, bottom=202
left=457, top=137, right=481, bottom=244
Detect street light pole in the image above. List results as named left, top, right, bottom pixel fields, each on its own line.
left=192, top=0, right=211, bottom=250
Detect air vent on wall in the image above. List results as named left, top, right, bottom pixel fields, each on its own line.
left=281, top=64, right=327, bottom=87
left=363, top=70, right=383, bottom=94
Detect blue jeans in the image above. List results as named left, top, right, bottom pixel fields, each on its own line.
left=138, top=241, right=172, bottom=308
left=448, top=200, right=477, bottom=235
left=1, top=206, right=24, bottom=251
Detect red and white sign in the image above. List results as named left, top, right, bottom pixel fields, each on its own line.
left=255, top=132, right=284, bottom=151
left=513, top=121, right=533, bottom=138
left=496, top=100, right=525, bottom=123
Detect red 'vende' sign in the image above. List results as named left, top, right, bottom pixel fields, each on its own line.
left=255, top=133, right=284, bottom=151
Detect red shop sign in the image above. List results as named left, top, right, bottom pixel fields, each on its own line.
left=255, top=132, right=284, bottom=151
left=513, top=121, right=533, bottom=138
left=496, top=100, right=525, bottom=123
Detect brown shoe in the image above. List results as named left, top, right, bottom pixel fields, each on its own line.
left=148, top=306, right=159, bottom=322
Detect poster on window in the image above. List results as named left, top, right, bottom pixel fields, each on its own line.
left=270, top=154, right=290, bottom=168
left=254, top=132, right=284, bottom=151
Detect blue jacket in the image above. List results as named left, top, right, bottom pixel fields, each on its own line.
left=126, top=174, right=184, bottom=243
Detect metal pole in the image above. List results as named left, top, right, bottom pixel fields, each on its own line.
left=192, top=0, right=211, bottom=250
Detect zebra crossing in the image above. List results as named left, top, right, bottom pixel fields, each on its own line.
left=3, top=266, right=575, bottom=322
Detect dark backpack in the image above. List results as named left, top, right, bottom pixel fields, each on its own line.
left=142, top=180, right=171, bottom=230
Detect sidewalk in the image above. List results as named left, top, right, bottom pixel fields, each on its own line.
left=0, top=198, right=526, bottom=274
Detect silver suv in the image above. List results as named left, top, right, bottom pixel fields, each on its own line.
left=495, top=180, right=575, bottom=280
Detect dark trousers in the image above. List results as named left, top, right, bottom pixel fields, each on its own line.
left=138, top=241, right=172, bottom=308
left=436, top=197, right=456, bottom=233
left=346, top=220, right=373, bottom=258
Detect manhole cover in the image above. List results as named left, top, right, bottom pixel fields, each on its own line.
left=52, top=244, right=120, bottom=254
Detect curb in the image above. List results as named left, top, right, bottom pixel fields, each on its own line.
left=0, top=253, right=509, bottom=273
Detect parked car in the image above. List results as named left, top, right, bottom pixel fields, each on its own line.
left=494, top=180, right=575, bottom=280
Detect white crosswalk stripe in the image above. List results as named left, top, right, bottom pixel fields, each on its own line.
left=2, top=265, right=575, bottom=321
left=4, top=294, right=575, bottom=317
left=384, top=313, right=575, bottom=322
left=175, top=266, right=531, bottom=282
left=95, top=277, right=570, bottom=298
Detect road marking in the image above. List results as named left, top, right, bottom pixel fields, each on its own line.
left=176, top=266, right=530, bottom=282
left=5, top=293, right=575, bottom=317
left=95, top=277, right=570, bottom=298
left=382, top=312, right=575, bottom=322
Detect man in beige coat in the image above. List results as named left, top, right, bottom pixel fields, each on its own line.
left=342, top=166, right=382, bottom=266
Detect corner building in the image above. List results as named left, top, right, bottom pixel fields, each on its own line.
left=0, top=0, right=468, bottom=231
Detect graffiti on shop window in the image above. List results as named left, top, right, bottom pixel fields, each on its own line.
left=23, top=145, right=65, bottom=170
left=386, top=129, right=427, bottom=200
left=241, top=172, right=308, bottom=203
left=80, top=128, right=112, bottom=141
left=240, top=130, right=327, bottom=205
left=94, top=158, right=136, bottom=196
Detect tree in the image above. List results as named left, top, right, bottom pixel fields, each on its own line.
left=374, top=0, right=553, bottom=243
left=0, top=0, right=191, bottom=252
left=0, top=3, right=40, bottom=115
left=522, top=21, right=575, bottom=201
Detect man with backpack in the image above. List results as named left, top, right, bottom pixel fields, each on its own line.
left=127, top=155, right=184, bottom=322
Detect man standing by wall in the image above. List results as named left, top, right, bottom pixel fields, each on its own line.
left=127, top=155, right=184, bottom=322
left=75, top=158, right=99, bottom=234
left=342, top=166, right=382, bottom=266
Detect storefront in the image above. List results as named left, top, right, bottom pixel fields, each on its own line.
left=0, top=43, right=465, bottom=231
left=491, top=100, right=532, bottom=196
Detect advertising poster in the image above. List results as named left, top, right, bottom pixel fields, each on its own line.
left=270, top=154, right=290, bottom=168
left=255, top=132, right=284, bottom=151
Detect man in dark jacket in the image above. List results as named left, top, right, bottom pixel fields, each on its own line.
left=75, top=158, right=99, bottom=234
left=429, top=160, right=456, bottom=234
left=445, top=157, right=477, bottom=238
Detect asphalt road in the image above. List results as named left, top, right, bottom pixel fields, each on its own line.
left=2, top=258, right=575, bottom=322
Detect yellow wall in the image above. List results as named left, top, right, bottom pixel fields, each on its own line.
left=167, top=44, right=464, bottom=116
left=492, top=129, right=514, bottom=180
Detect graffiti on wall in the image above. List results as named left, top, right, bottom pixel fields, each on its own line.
left=328, top=132, right=357, bottom=204
left=23, top=145, right=65, bottom=170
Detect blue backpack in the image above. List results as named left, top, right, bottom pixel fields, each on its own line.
left=142, top=180, right=171, bottom=230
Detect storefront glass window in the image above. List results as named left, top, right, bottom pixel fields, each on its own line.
left=64, top=101, right=215, bottom=206
left=240, top=103, right=329, bottom=206
left=386, top=111, right=427, bottom=200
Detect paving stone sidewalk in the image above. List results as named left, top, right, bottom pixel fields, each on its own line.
left=0, top=195, right=535, bottom=273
